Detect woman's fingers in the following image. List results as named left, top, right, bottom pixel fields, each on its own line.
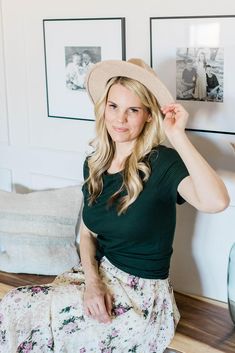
left=161, top=103, right=186, bottom=115
left=105, top=293, right=114, bottom=316
left=84, top=296, right=112, bottom=323
left=83, top=304, right=92, bottom=317
left=94, top=299, right=111, bottom=323
left=161, top=103, right=189, bottom=122
left=83, top=282, right=113, bottom=323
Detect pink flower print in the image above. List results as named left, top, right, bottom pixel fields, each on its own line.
left=31, top=286, right=42, bottom=294
left=149, top=340, right=158, bottom=352
left=127, top=275, right=139, bottom=289
left=17, top=329, right=39, bottom=352
left=18, top=341, right=33, bottom=353
left=149, top=311, right=158, bottom=325
left=99, top=328, right=119, bottom=352
left=112, top=303, right=132, bottom=317
left=15, top=285, right=51, bottom=296
left=114, top=307, right=126, bottom=315
left=161, top=298, right=168, bottom=311
left=142, top=299, right=150, bottom=310
left=141, top=299, right=151, bottom=319
left=14, top=297, right=21, bottom=303
left=64, top=321, right=78, bottom=334
left=24, top=342, right=34, bottom=353
left=47, top=338, right=53, bottom=349
left=102, top=349, right=112, bottom=353
left=98, top=341, right=106, bottom=350
left=111, top=328, right=119, bottom=337
left=80, top=348, right=86, bottom=353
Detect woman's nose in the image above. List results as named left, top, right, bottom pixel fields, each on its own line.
left=117, top=111, right=127, bottom=123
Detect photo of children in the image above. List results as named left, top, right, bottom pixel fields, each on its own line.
left=176, top=47, right=224, bottom=103
left=65, top=46, right=101, bottom=91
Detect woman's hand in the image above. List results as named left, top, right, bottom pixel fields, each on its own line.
left=83, top=280, right=113, bottom=324
left=161, top=103, right=189, bottom=140
left=160, top=103, right=230, bottom=212
left=80, top=220, right=113, bottom=323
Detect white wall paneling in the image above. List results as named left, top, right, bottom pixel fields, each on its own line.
left=171, top=205, right=235, bottom=301
left=0, top=0, right=9, bottom=144
left=0, top=167, right=12, bottom=191
left=186, top=131, right=235, bottom=205
left=0, top=144, right=85, bottom=192
left=0, top=0, right=31, bottom=146
left=30, top=173, right=81, bottom=191
left=5, top=1, right=97, bottom=152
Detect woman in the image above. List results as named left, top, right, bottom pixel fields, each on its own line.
left=0, top=59, right=229, bottom=353
left=193, top=52, right=207, bottom=100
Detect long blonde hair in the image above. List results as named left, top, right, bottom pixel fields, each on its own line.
left=85, top=77, right=165, bottom=214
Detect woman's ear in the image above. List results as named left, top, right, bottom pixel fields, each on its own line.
left=146, top=115, right=152, bottom=122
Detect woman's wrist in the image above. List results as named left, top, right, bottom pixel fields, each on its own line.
left=84, top=272, right=101, bottom=286
left=80, top=256, right=100, bottom=286
left=166, top=129, right=188, bottom=149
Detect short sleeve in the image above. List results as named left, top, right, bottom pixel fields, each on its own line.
left=82, top=158, right=89, bottom=199
left=83, top=157, right=89, bottom=180
left=156, top=146, right=189, bottom=205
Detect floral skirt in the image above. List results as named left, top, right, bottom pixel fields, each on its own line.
left=0, top=257, right=180, bottom=353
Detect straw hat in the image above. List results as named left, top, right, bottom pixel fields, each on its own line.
left=85, top=58, right=174, bottom=107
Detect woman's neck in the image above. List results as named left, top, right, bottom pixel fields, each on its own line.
left=114, top=141, right=135, bottom=161
left=108, top=141, right=135, bottom=173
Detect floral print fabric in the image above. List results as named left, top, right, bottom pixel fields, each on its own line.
left=0, top=257, right=180, bottom=353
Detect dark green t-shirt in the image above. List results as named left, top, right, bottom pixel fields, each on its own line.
left=82, top=145, right=189, bottom=279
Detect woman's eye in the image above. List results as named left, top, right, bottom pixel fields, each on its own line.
left=129, top=108, right=139, bottom=114
left=109, top=104, right=117, bottom=109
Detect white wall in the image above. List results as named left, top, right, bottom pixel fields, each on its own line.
left=0, top=0, right=235, bottom=301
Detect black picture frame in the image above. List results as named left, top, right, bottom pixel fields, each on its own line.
left=43, top=17, right=126, bottom=121
left=150, top=15, right=235, bottom=135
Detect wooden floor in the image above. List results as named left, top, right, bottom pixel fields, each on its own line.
left=0, top=271, right=235, bottom=353
left=172, top=292, right=235, bottom=353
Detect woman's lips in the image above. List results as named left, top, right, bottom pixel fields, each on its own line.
left=113, top=126, right=128, bottom=132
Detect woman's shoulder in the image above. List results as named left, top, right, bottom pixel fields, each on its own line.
left=147, top=145, right=182, bottom=166
left=148, top=144, right=178, bottom=158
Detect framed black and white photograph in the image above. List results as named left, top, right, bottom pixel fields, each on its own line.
left=65, top=46, right=101, bottom=91
left=43, top=18, right=126, bottom=121
left=150, top=15, right=235, bottom=135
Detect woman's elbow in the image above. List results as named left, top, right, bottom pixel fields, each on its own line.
left=217, top=194, right=230, bottom=211
left=206, top=194, right=230, bottom=213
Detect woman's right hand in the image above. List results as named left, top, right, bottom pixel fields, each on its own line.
left=83, top=280, right=113, bottom=324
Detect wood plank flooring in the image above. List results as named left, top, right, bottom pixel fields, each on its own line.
left=0, top=271, right=55, bottom=287
left=173, top=292, right=235, bottom=353
left=0, top=271, right=235, bottom=353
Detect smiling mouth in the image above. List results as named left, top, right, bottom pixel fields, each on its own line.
left=113, top=127, right=128, bottom=132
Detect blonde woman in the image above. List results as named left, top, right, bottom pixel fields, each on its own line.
left=193, top=51, right=207, bottom=100
left=0, top=59, right=229, bottom=353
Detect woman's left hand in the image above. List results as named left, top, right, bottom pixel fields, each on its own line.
left=161, top=103, right=189, bottom=139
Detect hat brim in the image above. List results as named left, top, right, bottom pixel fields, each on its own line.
left=85, top=60, right=174, bottom=107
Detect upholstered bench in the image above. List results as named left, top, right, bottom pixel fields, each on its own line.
left=0, top=186, right=83, bottom=276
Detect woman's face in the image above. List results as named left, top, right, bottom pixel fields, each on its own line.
left=83, top=53, right=91, bottom=65
left=199, top=53, right=205, bottom=61
left=73, top=54, right=82, bottom=65
left=104, top=83, right=151, bottom=145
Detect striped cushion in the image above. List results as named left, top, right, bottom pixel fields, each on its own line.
left=0, top=186, right=82, bottom=275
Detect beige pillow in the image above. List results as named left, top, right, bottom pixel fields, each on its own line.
left=0, top=186, right=83, bottom=275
